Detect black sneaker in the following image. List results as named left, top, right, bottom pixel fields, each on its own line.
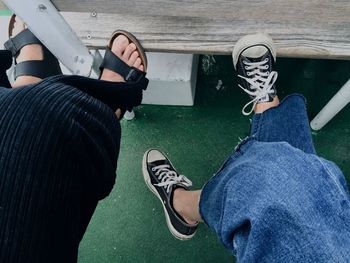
left=232, top=33, right=278, bottom=115
left=142, top=149, right=198, bottom=240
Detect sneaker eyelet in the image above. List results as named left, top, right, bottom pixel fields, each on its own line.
left=244, top=66, right=248, bottom=69
left=264, top=58, right=269, bottom=62
left=265, top=65, right=269, bottom=69
left=152, top=168, right=156, bottom=171
left=243, top=60, right=247, bottom=65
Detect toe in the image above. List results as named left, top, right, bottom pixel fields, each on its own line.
left=122, top=43, right=136, bottom=61
left=111, top=35, right=129, bottom=58
left=128, top=51, right=139, bottom=66
left=133, top=57, right=142, bottom=68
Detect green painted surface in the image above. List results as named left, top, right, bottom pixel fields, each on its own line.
left=0, top=10, right=11, bottom=16
left=78, top=56, right=350, bottom=263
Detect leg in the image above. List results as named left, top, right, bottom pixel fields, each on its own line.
left=198, top=34, right=350, bottom=261
left=0, top=31, right=146, bottom=262
left=254, top=96, right=279, bottom=113
left=142, top=149, right=199, bottom=240
left=143, top=147, right=350, bottom=262
left=11, top=42, right=43, bottom=87
left=250, top=94, right=316, bottom=154
left=8, top=16, right=48, bottom=88
left=0, top=81, right=121, bottom=262
left=232, top=33, right=315, bottom=154
left=199, top=140, right=350, bottom=262
left=144, top=34, right=350, bottom=262
left=173, top=189, right=202, bottom=224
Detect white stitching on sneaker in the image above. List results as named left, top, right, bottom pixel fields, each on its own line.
left=153, top=164, right=192, bottom=193
left=238, top=58, right=278, bottom=116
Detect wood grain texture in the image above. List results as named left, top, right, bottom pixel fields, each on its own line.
left=1, top=0, right=350, bottom=59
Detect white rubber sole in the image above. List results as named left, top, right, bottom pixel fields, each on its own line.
left=142, top=150, right=196, bottom=241
left=232, top=33, right=276, bottom=69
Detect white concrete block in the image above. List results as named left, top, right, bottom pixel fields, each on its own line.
left=143, top=53, right=199, bottom=106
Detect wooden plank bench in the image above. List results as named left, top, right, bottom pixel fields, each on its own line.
left=1, top=0, right=350, bottom=59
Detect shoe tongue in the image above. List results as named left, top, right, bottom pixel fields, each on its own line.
left=149, top=160, right=168, bottom=167
left=242, top=53, right=269, bottom=65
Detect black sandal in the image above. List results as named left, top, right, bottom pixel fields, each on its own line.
left=99, top=30, right=147, bottom=82
left=4, top=15, right=62, bottom=80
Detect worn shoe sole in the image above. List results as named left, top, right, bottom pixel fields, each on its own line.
left=232, top=33, right=276, bottom=69
left=142, top=150, right=196, bottom=241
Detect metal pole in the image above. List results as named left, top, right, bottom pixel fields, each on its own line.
left=310, top=79, right=350, bottom=130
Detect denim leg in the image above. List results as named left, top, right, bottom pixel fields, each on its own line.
left=200, top=141, right=350, bottom=262
left=199, top=94, right=350, bottom=262
left=250, top=94, right=316, bottom=154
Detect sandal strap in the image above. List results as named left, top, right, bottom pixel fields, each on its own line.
left=14, top=60, right=62, bottom=79
left=4, top=28, right=62, bottom=80
left=99, top=48, right=146, bottom=82
left=4, top=29, right=41, bottom=58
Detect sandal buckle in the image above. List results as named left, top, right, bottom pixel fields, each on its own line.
left=125, top=68, right=145, bottom=82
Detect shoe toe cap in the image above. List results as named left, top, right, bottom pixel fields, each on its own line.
left=147, top=149, right=167, bottom=163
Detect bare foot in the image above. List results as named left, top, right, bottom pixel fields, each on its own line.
left=173, top=188, right=201, bottom=225
left=11, top=16, right=43, bottom=88
left=100, top=34, right=145, bottom=119
left=254, top=96, right=280, bottom=113
left=100, top=35, right=145, bottom=83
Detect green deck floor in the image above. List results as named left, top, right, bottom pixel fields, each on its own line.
left=78, top=56, right=350, bottom=263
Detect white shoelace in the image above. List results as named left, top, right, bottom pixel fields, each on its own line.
left=238, top=58, right=278, bottom=115
left=152, top=164, right=192, bottom=193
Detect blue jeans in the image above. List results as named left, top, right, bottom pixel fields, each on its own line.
left=199, top=94, right=350, bottom=262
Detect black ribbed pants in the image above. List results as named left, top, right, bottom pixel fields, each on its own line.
left=0, top=50, right=148, bottom=262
